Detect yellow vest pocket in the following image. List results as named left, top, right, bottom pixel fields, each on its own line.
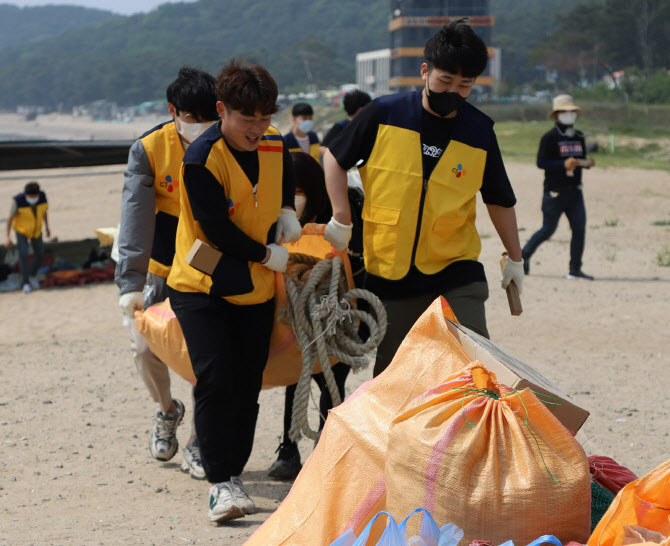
left=362, top=204, right=400, bottom=265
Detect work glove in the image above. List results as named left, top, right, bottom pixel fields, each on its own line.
left=119, top=291, right=145, bottom=318
left=324, top=216, right=353, bottom=252
left=501, top=257, right=524, bottom=295
left=263, top=244, right=289, bottom=273
left=274, top=208, right=302, bottom=244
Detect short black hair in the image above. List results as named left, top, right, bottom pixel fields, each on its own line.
left=166, top=66, right=218, bottom=121
left=342, top=90, right=371, bottom=116
left=292, top=102, right=313, bottom=117
left=424, top=19, right=488, bottom=78
left=24, top=181, right=40, bottom=195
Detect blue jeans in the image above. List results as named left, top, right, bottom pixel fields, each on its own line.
left=522, top=188, right=586, bottom=273
left=15, top=232, right=44, bottom=284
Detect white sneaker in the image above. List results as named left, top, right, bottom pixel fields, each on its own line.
left=22, top=283, right=31, bottom=294
left=29, top=276, right=40, bottom=290
left=149, top=399, right=184, bottom=461
left=230, top=476, right=255, bottom=514
left=181, top=439, right=206, bottom=480
left=208, top=481, right=244, bottom=523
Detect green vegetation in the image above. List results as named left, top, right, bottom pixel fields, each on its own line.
left=651, top=220, right=670, bottom=226
left=0, top=4, right=114, bottom=51
left=604, top=219, right=620, bottom=227
left=657, top=247, right=670, bottom=267
left=490, top=102, right=670, bottom=171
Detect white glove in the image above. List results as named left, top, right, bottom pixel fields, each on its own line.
left=501, top=257, right=524, bottom=295
left=274, top=208, right=302, bottom=244
left=324, top=217, right=353, bottom=252
left=119, top=291, right=144, bottom=318
left=263, top=244, right=289, bottom=273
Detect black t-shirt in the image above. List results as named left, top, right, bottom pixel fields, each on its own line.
left=321, top=119, right=349, bottom=149
left=328, top=99, right=516, bottom=298
left=537, top=124, right=587, bottom=192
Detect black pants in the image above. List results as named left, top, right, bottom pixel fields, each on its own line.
left=168, top=287, right=274, bottom=483
left=523, top=188, right=587, bottom=273
left=372, top=282, right=490, bottom=377
left=282, top=362, right=350, bottom=444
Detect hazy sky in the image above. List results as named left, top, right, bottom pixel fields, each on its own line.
left=3, top=0, right=198, bottom=16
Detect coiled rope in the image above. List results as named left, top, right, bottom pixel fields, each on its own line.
left=284, top=253, right=387, bottom=442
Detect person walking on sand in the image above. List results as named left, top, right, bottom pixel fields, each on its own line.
left=521, top=94, right=596, bottom=280
left=115, top=67, right=219, bottom=479
left=167, top=60, right=300, bottom=523
left=323, top=19, right=524, bottom=377
left=5, top=181, right=50, bottom=293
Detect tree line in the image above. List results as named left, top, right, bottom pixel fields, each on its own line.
left=0, top=0, right=668, bottom=109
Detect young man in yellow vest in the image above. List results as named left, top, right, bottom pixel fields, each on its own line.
left=323, top=20, right=525, bottom=376
left=283, top=102, right=321, bottom=161
left=115, top=67, right=219, bottom=479
left=167, top=60, right=300, bottom=523
left=5, top=181, right=50, bottom=293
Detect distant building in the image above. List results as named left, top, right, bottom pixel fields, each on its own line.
left=357, top=0, right=497, bottom=95
left=356, top=49, right=391, bottom=97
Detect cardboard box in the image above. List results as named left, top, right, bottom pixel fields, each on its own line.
left=446, top=319, right=590, bottom=433
left=186, top=239, right=222, bottom=275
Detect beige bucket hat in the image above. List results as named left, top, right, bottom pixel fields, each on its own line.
left=549, top=94, right=583, bottom=118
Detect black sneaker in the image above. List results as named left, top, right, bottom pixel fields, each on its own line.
left=267, top=441, right=302, bottom=480
left=566, top=270, right=594, bottom=280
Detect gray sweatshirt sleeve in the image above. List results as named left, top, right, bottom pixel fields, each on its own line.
left=115, top=139, right=157, bottom=295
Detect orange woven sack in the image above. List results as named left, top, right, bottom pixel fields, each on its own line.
left=588, top=459, right=670, bottom=546
left=247, top=297, right=476, bottom=545
left=134, top=224, right=354, bottom=389
left=385, top=362, right=592, bottom=544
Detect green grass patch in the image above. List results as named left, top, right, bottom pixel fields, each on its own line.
left=657, top=246, right=670, bottom=267
left=604, top=219, right=620, bottom=227
left=652, top=220, right=670, bottom=226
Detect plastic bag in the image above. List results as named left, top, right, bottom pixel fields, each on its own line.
left=134, top=223, right=354, bottom=388
left=330, top=508, right=464, bottom=546
left=588, top=459, right=670, bottom=546
left=385, top=362, right=592, bottom=544
left=246, top=298, right=465, bottom=546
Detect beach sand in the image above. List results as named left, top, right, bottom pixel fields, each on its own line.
left=0, top=114, right=669, bottom=544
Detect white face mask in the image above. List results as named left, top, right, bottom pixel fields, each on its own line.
left=176, top=119, right=214, bottom=144
left=557, top=112, right=577, bottom=126
left=26, top=196, right=39, bottom=205
left=294, top=194, right=307, bottom=220
left=298, top=120, right=314, bottom=133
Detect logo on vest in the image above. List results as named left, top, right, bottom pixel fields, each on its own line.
left=228, top=198, right=240, bottom=217
left=452, top=163, right=466, bottom=178
left=160, top=175, right=179, bottom=193
left=422, top=143, right=443, bottom=158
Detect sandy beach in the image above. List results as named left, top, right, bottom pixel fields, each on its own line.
left=0, top=114, right=669, bottom=544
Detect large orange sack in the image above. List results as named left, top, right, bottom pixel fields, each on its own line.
left=385, top=362, right=592, bottom=544
left=588, top=459, right=670, bottom=546
left=246, top=298, right=473, bottom=545
left=134, top=224, right=354, bottom=388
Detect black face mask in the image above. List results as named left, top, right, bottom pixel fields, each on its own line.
left=426, top=84, right=466, bottom=117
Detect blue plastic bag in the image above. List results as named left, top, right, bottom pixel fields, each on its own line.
left=329, top=508, right=465, bottom=546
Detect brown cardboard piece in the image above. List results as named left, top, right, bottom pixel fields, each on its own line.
left=185, top=239, right=222, bottom=275
left=446, top=319, right=590, bottom=433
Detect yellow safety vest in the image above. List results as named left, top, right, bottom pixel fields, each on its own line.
left=12, top=192, right=48, bottom=239
left=168, top=126, right=284, bottom=305
left=284, top=131, right=321, bottom=162
left=140, top=121, right=184, bottom=279
left=358, top=94, right=491, bottom=280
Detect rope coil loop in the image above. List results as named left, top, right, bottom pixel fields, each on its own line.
left=285, top=253, right=387, bottom=442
